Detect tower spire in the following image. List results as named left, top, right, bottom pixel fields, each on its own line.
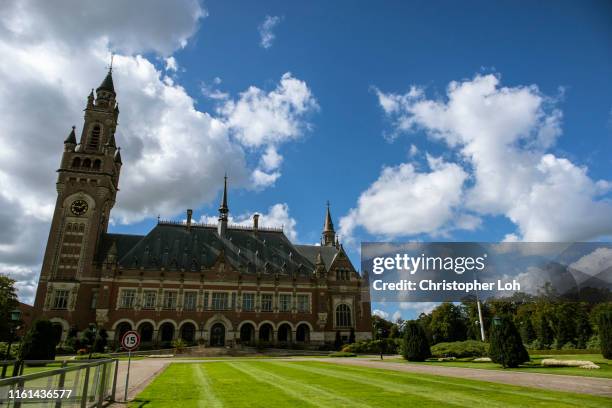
left=322, top=201, right=336, bottom=247
left=218, top=174, right=229, bottom=237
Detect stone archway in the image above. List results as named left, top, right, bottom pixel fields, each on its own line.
left=277, top=323, right=292, bottom=343
left=159, top=322, right=175, bottom=344
left=180, top=322, right=196, bottom=343
left=210, top=323, right=225, bottom=347
left=296, top=323, right=310, bottom=343
left=138, top=322, right=154, bottom=343
left=239, top=323, right=255, bottom=344
left=259, top=323, right=273, bottom=343
left=115, top=322, right=132, bottom=342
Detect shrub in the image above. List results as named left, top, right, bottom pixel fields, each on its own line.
left=599, top=309, right=612, bottom=359
left=93, top=328, right=108, bottom=353
left=0, top=342, right=20, bottom=359
left=329, top=351, right=356, bottom=357
left=430, top=340, right=488, bottom=358
left=75, top=353, right=111, bottom=360
left=171, top=339, right=186, bottom=354
left=488, top=315, right=529, bottom=368
left=55, top=345, right=75, bottom=355
left=19, top=320, right=58, bottom=361
left=341, top=339, right=400, bottom=354
left=402, top=321, right=431, bottom=362
left=586, top=335, right=600, bottom=350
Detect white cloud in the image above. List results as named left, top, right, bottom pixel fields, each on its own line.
left=391, top=310, right=402, bottom=322
left=198, top=203, right=298, bottom=242
left=364, top=74, right=612, bottom=242
left=261, top=146, right=283, bottom=171
left=165, top=56, right=178, bottom=72
left=0, top=1, right=316, bottom=303
left=399, top=302, right=438, bottom=315
left=258, top=15, right=282, bottom=49
left=340, top=156, right=469, bottom=240
left=372, top=309, right=389, bottom=319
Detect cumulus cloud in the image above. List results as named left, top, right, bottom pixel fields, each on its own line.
left=0, top=1, right=317, bottom=303
left=258, top=15, right=282, bottom=49
left=350, top=74, right=612, bottom=242
left=340, top=155, right=469, bottom=240
left=372, top=309, right=389, bottom=319
left=198, top=203, right=298, bottom=242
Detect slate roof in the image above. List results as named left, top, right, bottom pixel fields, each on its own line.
left=96, top=222, right=336, bottom=277
left=97, top=70, right=115, bottom=94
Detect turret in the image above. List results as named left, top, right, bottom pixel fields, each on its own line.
left=218, top=175, right=229, bottom=237
left=322, top=201, right=336, bottom=247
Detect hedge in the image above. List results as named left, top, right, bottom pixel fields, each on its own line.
left=430, top=340, right=488, bottom=358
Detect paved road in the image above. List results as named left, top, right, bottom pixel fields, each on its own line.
left=106, top=356, right=612, bottom=404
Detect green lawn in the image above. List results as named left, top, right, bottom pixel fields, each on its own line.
left=130, top=361, right=611, bottom=407
left=387, top=353, right=612, bottom=379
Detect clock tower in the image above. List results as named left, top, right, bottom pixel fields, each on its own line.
left=34, top=68, right=122, bottom=313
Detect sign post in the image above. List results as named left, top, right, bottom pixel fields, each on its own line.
left=120, top=330, right=140, bottom=402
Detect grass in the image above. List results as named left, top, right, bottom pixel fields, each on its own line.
left=130, top=361, right=611, bottom=407
left=388, top=353, right=612, bottom=379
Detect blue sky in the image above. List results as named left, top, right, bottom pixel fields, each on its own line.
left=1, top=1, right=611, bottom=318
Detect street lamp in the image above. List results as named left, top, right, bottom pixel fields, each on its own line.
left=377, top=327, right=383, bottom=360
left=4, top=309, right=21, bottom=378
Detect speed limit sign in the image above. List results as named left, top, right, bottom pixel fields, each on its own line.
left=121, top=330, right=140, bottom=351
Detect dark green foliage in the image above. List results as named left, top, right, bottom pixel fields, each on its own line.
left=488, top=316, right=529, bottom=368
left=599, top=309, right=612, bottom=359
left=537, top=313, right=554, bottom=349
left=334, top=331, right=342, bottom=350
left=372, top=315, right=394, bottom=339
left=519, top=318, right=536, bottom=344
left=430, top=340, right=488, bottom=358
left=552, top=303, right=577, bottom=349
left=93, top=328, right=108, bottom=352
left=342, top=338, right=400, bottom=354
left=19, top=320, right=58, bottom=361
left=575, top=305, right=592, bottom=349
left=429, top=303, right=467, bottom=343
left=402, top=321, right=431, bottom=362
left=0, top=274, right=19, bottom=342
left=81, top=325, right=96, bottom=350
left=349, top=327, right=355, bottom=344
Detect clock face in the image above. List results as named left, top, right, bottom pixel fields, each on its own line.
left=70, top=199, right=88, bottom=216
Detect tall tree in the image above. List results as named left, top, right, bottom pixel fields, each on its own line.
left=0, top=274, right=19, bottom=342
left=429, top=303, right=467, bottom=343
left=489, top=315, right=530, bottom=368
left=403, top=321, right=431, bottom=362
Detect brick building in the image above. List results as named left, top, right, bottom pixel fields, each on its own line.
left=32, top=69, right=372, bottom=348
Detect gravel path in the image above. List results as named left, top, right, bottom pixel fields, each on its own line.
left=319, top=357, right=612, bottom=397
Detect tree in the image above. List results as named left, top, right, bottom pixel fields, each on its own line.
left=93, top=328, right=108, bottom=353
left=575, top=304, right=592, bottom=349
left=0, top=274, right=19, bottom=342
left=349, top=327, right=356, bottom=344
left=402, top=321, right=431, bottom=362
left=429, top=303, right=467, bottom=343
left=536, top=313, right=554, bottom=349
left=552, top=303, right=577, bottom=348
left=334, top=331, right=342, bottom=350
left=371, top=315, right=393, bottom=339
left=599, top=309, right=612, bottom=359
left=488, top=315, right=529, bottom=368
left=19, top=320, right=58, bottom=361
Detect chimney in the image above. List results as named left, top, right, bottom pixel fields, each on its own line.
left=253, top=214, right=260, bottom=232
left=186, top=209, right=193, bottom=230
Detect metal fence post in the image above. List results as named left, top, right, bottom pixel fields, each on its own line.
left=111, top=359, right=118, bottom=402
left=55, top=369, right=66, bottom=408
left=13, top=377, right=25, bottom=408
left=96, top=362, right=107, bottom=407
left=81, top=366, right=90, bottom=408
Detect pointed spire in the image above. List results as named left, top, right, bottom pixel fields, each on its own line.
left=322, top=201, right=336, bottom=247
left=97, top=68, right=116, bottom=95
left=219, top=173, right=229, bottom=216
left=324, top=200, right=335, bottom=232
left=64, top=126, right=77, bottom=145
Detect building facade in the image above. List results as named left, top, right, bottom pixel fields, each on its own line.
left=32, top=70, right=372, bottom=348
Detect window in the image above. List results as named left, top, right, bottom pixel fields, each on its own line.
left=297, top=294, right=310, bottom=313
left=203, top=291, right=209, bottom=310
left=183, top=292, right=197, bottom=311
left=163, top=291, right=177, bottom=310
left=143, top=291, right=157, bottom=309
left=231, top=292, right=236, bottom=309
left=336, top=304, right=352, bottom=328
left=90, top=291, right=98, bottom=309
left=211, top=292, right=228, bottom=310
left=336, top=269, right=350, bottom=281
left=88, top=125, right=101, bottom=150
left=120, top=289, right=136, bottom=309
left=279, top=294, right=291, bottom=312
left=52, top=289, right=69, bottom=309
left=242, top=293, right=255, bottom=311
left=261, top=294, right=273, bottom=312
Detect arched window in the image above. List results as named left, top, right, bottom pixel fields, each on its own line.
left=88, top=125, right=101, bottom=150
left=336, top=304, right=352, bottom=328
left=72, top=157, right=81, bottom=168
left=82, top=158, right=91, bottom=168
left=93, top=159, right=101, bottom=170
